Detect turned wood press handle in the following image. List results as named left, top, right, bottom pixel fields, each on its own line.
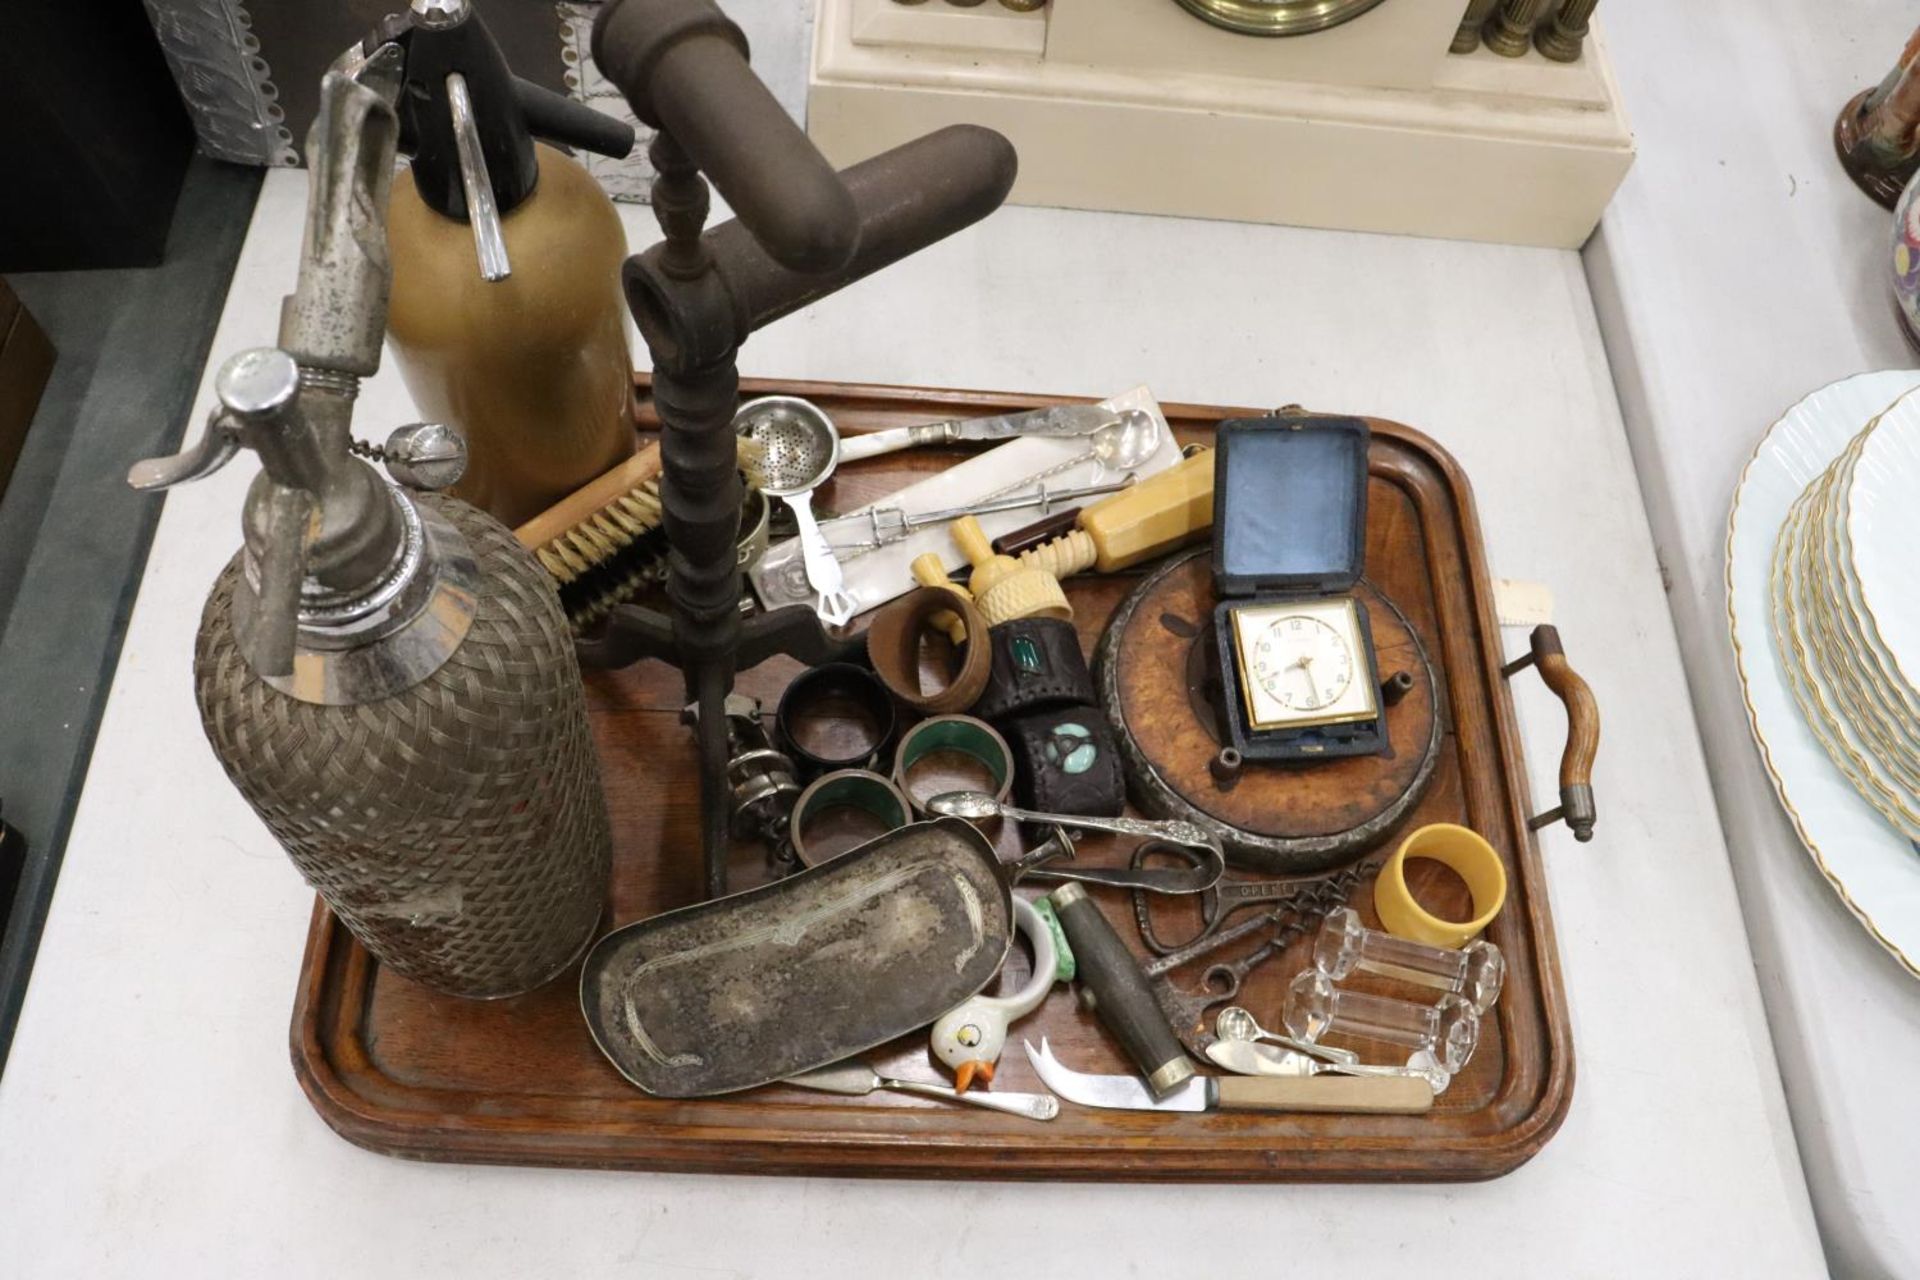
left=694, top=125, right=1019, bottom=337
left=1502, top=624, right=1600, bottom=842
left=1049, top=884, right=1195, bottom=1099
left=591, top=0, right=857, bottom=274
left=1214, top=1074, right=1434, bottom=1114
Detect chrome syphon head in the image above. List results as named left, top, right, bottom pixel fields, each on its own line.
left=128, top=48, right=479, bottom=706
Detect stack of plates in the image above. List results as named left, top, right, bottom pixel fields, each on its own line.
left=1729, top=373, right=1920, bottom=976
left=1768, top=392, right=1920, bottom=838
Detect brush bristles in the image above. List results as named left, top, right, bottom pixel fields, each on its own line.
left=533, top=435, right=771, bottom=637
left=529, top=436, right=764, bottom=585
left=572, top=559, right=662, bottom=631
left=536, top=485, right=666, bottom=584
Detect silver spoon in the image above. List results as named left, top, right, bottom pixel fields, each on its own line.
left=1216, top=1004, right=1359, bottom=1066
left=927, top=790, right=1223, bottom=856
left=1089, top=409, right=1161, bottom=473
left=735, top=396, right=857, bottom=626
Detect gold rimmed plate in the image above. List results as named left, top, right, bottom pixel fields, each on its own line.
left=1730, top=371, right=1920, bottom=979
left=1840, top=396, right=1920, bottom=711
left=1771, top=484, right=1920, bottom=836
left=1807, top=432, right=1920, bottom=782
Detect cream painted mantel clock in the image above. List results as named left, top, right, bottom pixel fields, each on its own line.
left=808, top=0, right=1632, bottom=248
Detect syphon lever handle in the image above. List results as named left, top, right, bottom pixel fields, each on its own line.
left=129, top=348, right=319, bottom=678
left=445, top=72, right=511, bottom=282
left=1502, top=624, right=1600, bottom=841
left=127, top=412, right=242, bottom=493
left=128, top=348, right=307, bottom=493
left=211, top=349, right=320, bottom=679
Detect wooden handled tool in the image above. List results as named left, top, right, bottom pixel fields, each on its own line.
left=1048, top=883, right=1195, bottom=1098
left=1024, top=1037, right=1434, bottom=1115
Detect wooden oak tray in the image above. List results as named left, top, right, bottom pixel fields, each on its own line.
left=291, top=376, right=1579, bottom=1181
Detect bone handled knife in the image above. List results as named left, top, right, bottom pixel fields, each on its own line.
left=1025, top=1038, right=1433, bottom=1115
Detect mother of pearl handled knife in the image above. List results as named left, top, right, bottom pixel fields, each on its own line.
left=839, top=405, right=1121, bottom=462
left=1025, top=1038, right=1432, bottom=1115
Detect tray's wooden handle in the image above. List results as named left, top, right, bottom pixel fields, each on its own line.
left=1502, top=625, right=1599, bottom=842
left=1214, top=1074, right=1434, bottom=1114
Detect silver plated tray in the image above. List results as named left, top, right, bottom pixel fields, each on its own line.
left=580, top=818, right=1013, bottom=1096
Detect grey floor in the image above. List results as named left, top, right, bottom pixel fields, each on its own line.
left=0, top=155, right=261, bottom=1071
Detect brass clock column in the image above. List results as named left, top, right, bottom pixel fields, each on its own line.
left=1535, top=0, right=1598, bottom=62
left=1485, top=0, right=1546, bottom=57
left=1451, top=0, right=1501, bottom=54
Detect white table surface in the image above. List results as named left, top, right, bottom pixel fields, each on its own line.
left=0, top=95, right=1829, bottom=1280
left=1590, top=2, right=1920, bottom=1275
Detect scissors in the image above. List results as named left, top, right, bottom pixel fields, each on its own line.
left=1128, top=842, right=1332, bottom=957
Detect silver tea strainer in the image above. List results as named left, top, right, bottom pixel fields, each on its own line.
left=733, top=396, right=856, bottom=625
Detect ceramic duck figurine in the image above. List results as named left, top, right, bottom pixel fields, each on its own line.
left=931, top=897, right=1060, bottom=1091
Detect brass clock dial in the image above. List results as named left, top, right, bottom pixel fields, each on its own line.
left=1229, top=596, right=1379, bottom=731
left=1249, top=614, right=1355, bottom=712
left=1170, top=0, right=1390, bottom=38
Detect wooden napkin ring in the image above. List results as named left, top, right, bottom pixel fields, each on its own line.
left=865, top=587, right=993, bottom=715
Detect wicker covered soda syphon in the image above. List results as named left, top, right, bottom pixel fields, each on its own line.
left=127, top=48, right=611, bottom=999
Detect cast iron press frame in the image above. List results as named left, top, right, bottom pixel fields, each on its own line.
left=574, top=0, right=1016, bottom=897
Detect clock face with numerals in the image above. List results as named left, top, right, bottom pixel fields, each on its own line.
left=1249, top=615, right=1355, bottom=712
left=1228, top=595, right=1379, bottom=731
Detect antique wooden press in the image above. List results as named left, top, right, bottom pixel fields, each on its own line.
left=580, top=0, right=1017, bottom=896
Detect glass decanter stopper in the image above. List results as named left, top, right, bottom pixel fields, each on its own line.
left=1312, top=907, right=1505, bottom=1014
left=1282, top=969, right=1480, bottom=1075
